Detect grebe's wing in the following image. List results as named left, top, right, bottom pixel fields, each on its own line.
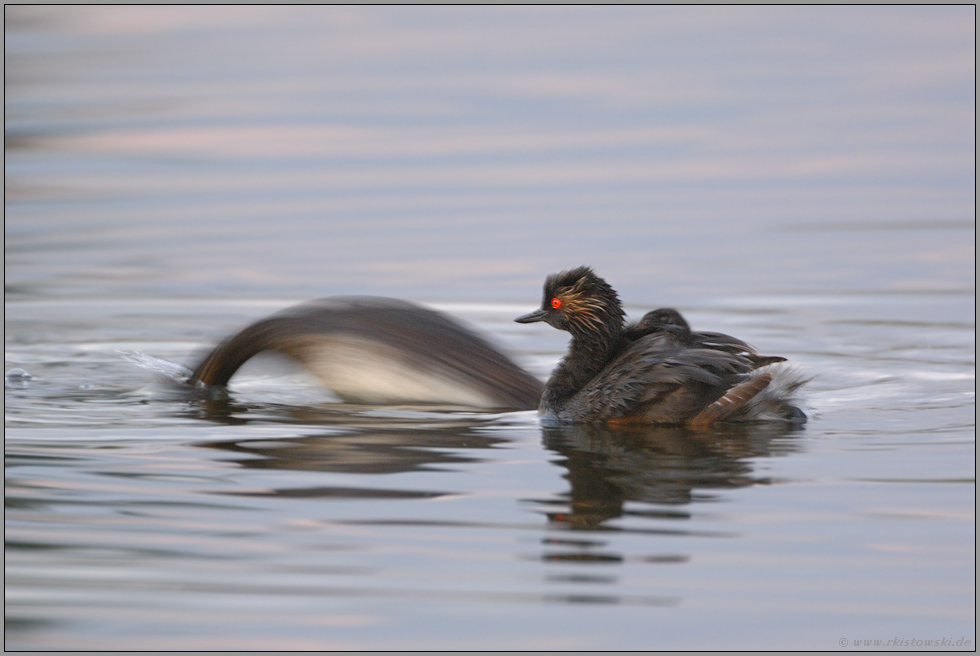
left=563, top=337, right=757, bottom=423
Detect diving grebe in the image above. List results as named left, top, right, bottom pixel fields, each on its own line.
left=191, top=296, right=543, bottom=410
left=515, top=267, right=806, bottom=424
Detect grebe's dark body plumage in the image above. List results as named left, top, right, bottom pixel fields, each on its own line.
left=192, top=296, right=543, bottom=410
left=516, top=267, right=806, bottom=425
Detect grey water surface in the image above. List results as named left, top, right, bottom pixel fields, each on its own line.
left=5, top=7, right=975, bottom=650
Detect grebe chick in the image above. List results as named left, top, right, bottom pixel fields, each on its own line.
left=516, top=267, right=805, bottom=425
left=191, top=296, right=543, bottom=410
left=623, top=308, right=693, bottom=342
left=625, top=308, right=788, bottom=369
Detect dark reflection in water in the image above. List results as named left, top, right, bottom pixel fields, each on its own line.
left=188, top=393, right=504, bottom=431
left=196, top=405, right=803, bottom=542
left=538, top=422, right=804, bottom=531
left=186, top=407, right=805, bottom=607
left=198, top=411, right=510, bottom=501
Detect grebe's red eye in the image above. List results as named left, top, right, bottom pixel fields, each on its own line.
left=551, top=297, right=562, bottom=309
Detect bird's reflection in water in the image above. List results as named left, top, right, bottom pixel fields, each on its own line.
left=193, top=399, right=802, bottom=606
left=195, top=398, right=513, bottom=499
left=538, top=422, right=805, bottom=531
left=530, top=423, right=804, bottom=586
left=194, top=395, right=802, bottom=518
left=202, top=424, right=505, bottom=477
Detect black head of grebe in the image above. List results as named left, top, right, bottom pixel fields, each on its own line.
left=516, top=266, right=626, bottom=347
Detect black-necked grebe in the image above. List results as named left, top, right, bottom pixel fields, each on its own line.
left=515, top=267, right=806, bottom=425
left=191, top=296, right=543, bottom=410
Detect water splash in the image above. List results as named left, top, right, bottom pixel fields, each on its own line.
left=118, top=350, right=193, bottom=385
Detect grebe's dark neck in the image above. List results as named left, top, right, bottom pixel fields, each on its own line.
left=513, top=265, right=628, bottom=414
left=542, top=321, right=626, bottom=414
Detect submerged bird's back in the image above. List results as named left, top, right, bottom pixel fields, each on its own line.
left=192, top=297, right=543, bottom=410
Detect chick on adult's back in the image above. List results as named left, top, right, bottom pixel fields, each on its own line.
left=515, top=267, right=806, bottom=425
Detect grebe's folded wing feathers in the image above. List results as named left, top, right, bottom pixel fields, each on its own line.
left=691, top=331, right=754, bottom=354
left=687, top=373, right=774, bottom=426
left=565, top=338, right=759, bottom=423
left=690, top=331, right=786, bottom=369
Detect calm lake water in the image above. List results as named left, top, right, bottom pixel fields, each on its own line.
left=5, top=7, right=975, bottom=650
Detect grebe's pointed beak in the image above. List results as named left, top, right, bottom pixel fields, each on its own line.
left=515, top=308, right=548, bottom=324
